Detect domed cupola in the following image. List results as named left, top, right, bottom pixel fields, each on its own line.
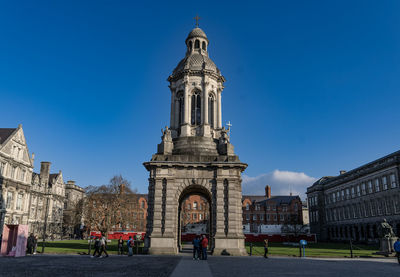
left=169, top=27, right=223, bottom=82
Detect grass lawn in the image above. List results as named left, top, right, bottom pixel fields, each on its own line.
left=37, top=240, right=144, bottom=255
left=38, top=240, right=380, bottom=258
left=245, top=242, right=380, bottom=258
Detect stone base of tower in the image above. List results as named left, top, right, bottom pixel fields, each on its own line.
left=148, top=237, right=178, bottom=255
left=213, top=236, right=247, bottom=256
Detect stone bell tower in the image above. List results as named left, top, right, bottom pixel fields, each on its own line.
left=144, top=24, right=247, bottom=255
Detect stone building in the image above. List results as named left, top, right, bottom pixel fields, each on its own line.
left=144, top=25, right=247, bottom=255
left=63, top=180, right=85, bottom=238
left=29, top=162, right=66, bottom=239
left=0, top=125, right=34, bottom=236
left=0, top=125, right=84, bottom=240
left=307, top=150, right=400, bottom=242
left=242, top=186, right=303, bottom=234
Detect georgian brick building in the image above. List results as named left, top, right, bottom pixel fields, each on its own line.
left=181, top=195, right=209, bottom=225
left=242, top=185, right=303, bottom=234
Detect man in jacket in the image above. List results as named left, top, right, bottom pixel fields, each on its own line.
left=394, top=238, right=400, bottom=264
left=98, top=235, right=109, bottom=258
left=263, top=239, right=269, bottom=258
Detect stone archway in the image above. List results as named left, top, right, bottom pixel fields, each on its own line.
left=177, top=184, right=213, bottom=252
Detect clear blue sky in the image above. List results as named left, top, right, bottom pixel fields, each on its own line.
left=1, top=1, right=400, bottom=195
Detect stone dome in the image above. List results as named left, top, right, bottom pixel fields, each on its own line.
left=172, top=53, right=220, bottom=75
left=186, top=27, right=208, bottom=42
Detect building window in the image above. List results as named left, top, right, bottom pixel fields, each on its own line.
left=177, top=92, right=184, bottom=126
left=246, top=214, right=250, bottom=220
left=282, top=206, right=287, bottom=212
left=199, top=214, right=203, bottom=220
left=6, top=191, right=13, bottom=209
left=16, top=193, right=23, bottom=210
left=368, top=181, right=373, bottom=193
left=202, top=41, right=206, bottom=50
left=246, top=203, right=250, bottom=210
left=273, top=214, right=277, bottom=221
left=267, top=214, right=270, bottom=221
left=375, top=179, right=380, bottom=192
left=294, top=203, right=298, bottom=211
left=260, top=214, right=264, bottom=221
left=382, top=176, right=388, bottom=190
left=0, top=162, right=5, bottom=175
left=266, top=205, right=270, bottom=211
left=191, top=91, right=201, bottom=125
left=195, top=39, right=200, bottom=48
left=341, top=190, right=345, bottom=200
left=141, top=201, right=145, bottom=209
left=356, top=185, right=361, bottom=197
left=208, top=93, right=215, bottom=128
left=193, top=202, right=198, bottom=210
left=253, top=214, right=257, bottom=221
left=390, top=174, right=397, bottom=188
left=351, top=187, right=355, bottom=198
left=361, top=183, right=366, bottom=195
left=280, top=214, right=284, bottom=221
left=193, top=213, right=197, bottom=220
left=11, top=166, right=16, bottom=179
left=345, top=188, right=350, bottom=199
left=187, top=204, right=191, bottom=210
left=332, top=192, right=336, bottom=203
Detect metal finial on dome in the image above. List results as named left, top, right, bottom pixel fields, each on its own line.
left=194, top=15, right=201, bottom=27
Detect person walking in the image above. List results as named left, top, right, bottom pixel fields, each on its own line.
left=98, top=234, right=109, bottom=258
left=27, top=233, right=35, bottom=255
left=201, top=235, right=208, bottom=260
left=192, top=236, right=200, bottom=260
left=118, top=236, right=124, bottom=255
left=263, top=239, right=269, bottom=258
left=91, top=237, right=101, bottom=258
left=394, top=238, right=400, bottom=265
left=127, top=236, right=134, bottom=256
left=33, top=235, right=38, bottom=255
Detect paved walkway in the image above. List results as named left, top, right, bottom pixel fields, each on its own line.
left=170, top=256, right=212, bottom=277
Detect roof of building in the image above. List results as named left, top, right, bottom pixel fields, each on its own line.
left=186, top=27, right=208, bottom=41
left=172, top=53, right=220, bottom=75
left=0, top=128, right=16, bottom=145
left=242, top=195, right=265, bottom=202
left=242, top=195, right=300, bottom=206
left=32, top=172, right=60, bottom=187
left=307, top=149, right=400, bottom=192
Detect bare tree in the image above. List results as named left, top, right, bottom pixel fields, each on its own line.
left=82, top=175, right=140, bottom=235
left=281, top=214, right=309, bottom=237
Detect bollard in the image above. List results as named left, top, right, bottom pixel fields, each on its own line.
left=349, top=239, right=353, bottom=258
left=250, top=243, right=253, bottom=256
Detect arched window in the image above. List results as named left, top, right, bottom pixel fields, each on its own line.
left=195, top=39, right=200, bottom=49
left=189, top=41, right=192, bottom=51
left=208, top=93, right=215, bottom=128
left=202, top=41, right=206, bottom=50
left=191, top=91, right=201, bottom=125
left=176, top=91, right=184, bottom=126
left=193, top=202, right=198, bottom=210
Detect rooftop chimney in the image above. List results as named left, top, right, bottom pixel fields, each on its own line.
left=67, top=180, right=76, bottom=186
left=265, top=185, right=271, bottom=199
left=340, top=170, right=346, bottom=175
left=40, top=161, right=51, bottom=185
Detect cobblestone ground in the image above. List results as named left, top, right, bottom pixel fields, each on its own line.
left=0, top=255, right=399, bottom=277
left=0, top=255, right=181, bottom=277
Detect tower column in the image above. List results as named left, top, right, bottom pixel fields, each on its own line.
left=202, top=80, right=210, bottom=137
left=217, top=91, right=222, bottom=128
left=181, top=81, right=191, bottom=136
left=170, top=89, right=175, bottom=129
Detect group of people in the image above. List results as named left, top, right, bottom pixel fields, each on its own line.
left=91, top=235, right=136, bottom=258
left=191, top=235, right=209, bottom=260
left=26, top=233, right=38, bottom=255
left=91, top=235, right=109, bottom=258
left=117, top=236, right=136, bottom=256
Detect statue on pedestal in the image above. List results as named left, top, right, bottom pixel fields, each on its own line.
left=377, top=219, right=397, bottom=255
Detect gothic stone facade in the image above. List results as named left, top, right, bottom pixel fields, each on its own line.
left=0, top=125, right=84, bottom=240
left=144, top=27, right=247, bottom=255
left=307, top=150, right=400, bottom=242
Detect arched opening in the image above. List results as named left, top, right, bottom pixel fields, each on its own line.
left=176, top=91, right=184, bottom=127
left=208, top=93, right=215, bottom=128
left=202, top=41, right=206, bottom=50
left=195, top=39, right=200, bottom=49
left=177, top=185, right=212, bottom=253
left=191, top=91, right=201, bottom=125
left=189, top=41, right=193, bottom=51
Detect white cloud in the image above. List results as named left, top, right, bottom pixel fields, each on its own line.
left=242, top=169, right=317, bottom=200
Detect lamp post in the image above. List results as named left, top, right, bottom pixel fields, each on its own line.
left=41, top=189, right=50, bottom=253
